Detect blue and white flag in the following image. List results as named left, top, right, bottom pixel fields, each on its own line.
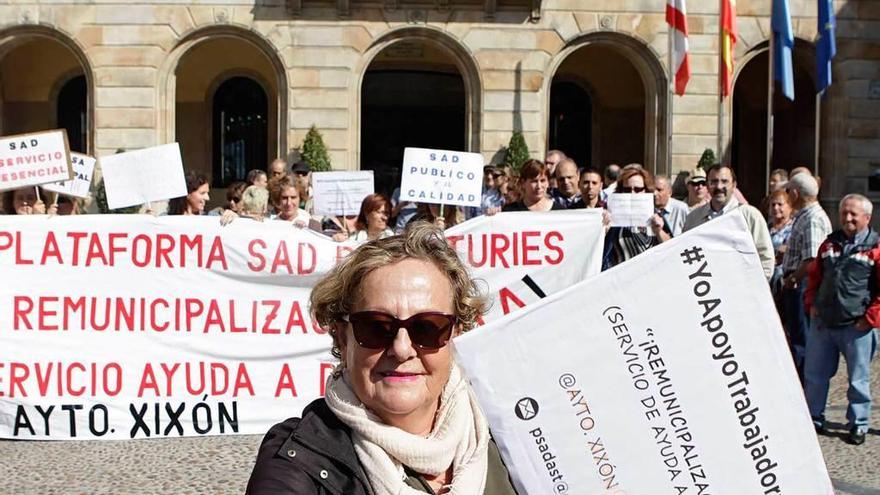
left=817, top=0, right=837, bottom=94
left=771, top=0, right=795, bottom=100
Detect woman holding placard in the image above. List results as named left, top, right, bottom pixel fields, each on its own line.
left=602, top=166, right=663, bottom=269
left=168, top=172, right=210, bottom=216
left=501, top=160, right=560, bottom=212
left=247, top=222, right=517, bottom=494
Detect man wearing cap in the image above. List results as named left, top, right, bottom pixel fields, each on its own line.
left=686, top=168, right=709, bottom=210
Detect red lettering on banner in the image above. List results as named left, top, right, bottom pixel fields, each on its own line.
left=468, top=234, right=487, bottom=267
left=233, top=364, right=255, bottom=397
left=335, top=245, right=353, bottom=263
left=38, top=296, right=59, bottom=330
left=0, top=231, right=12, bottom=251
left=139, top=364, right=160, bottom=397
left=499, top=287, right=526, bottom=315
left=521, top=231, right=541, bottom=265
left=285, top=302, right=307, bottom=334
left=319, top=363, right=335, bottom=396
left=205, top=300, right=226, bottom=333
left=160, top=363, right=180, bottom=396
left=15, top=232, right=34, bottom=265
left=67, top=362, right=86, bottom=396
left=40, top=232, right=62, bottom=264
left=9, top=363, right=29, bottom=397
left=299, top=243, right=316, bottom=275
left=275, top=363, right=299, bottom=397
left=156, top=234, right=174, bottom=267
left=544, top=231, right=564, bottom=265
left=262, top=301, right=281, bottom=334
left=85, top=234, right=109, bottom=266
left=68, top=231, right=86, bottom=261
left=271, top=241, right=293, bottom=274
left=490, top=234, right=511, bottom=268
left=206, top=236, right=228, bottom=270
left=108, top=232, right=127, bottom=265
left=0, top=362, right=123, bottom=398
left=13, top=296, right=34, bottom=329
left=248, top=239, right=266, bottom=271
left=446, top=234, right=463, bottom=252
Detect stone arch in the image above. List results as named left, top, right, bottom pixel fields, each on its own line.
left=0, top=25, right=94, bottom=152
left=545, top=31, right=669, bottom=175
left=158, top=24, right=288, bottom=179
left=352, top=26, right=483, bottom=184
left=728, top=38, right=819, bottom=202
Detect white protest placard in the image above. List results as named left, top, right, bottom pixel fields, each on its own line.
left=311, top=170, right=374, bottom=216
left=100, top=143, right=187, bottom=210
left=0, top=130, right=72, bottom=192
left=607, top=192, right=655, bottom=227
left=400, top=147, right=483, bottom=207
left=0, top=210, right=602, bottom=440
left=41, top=153, right=96, bottom=199
left=454, top=213, right=833, bottom=495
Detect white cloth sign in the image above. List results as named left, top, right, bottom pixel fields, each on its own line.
left=607, top=193, right=655, bottom=227
left=0, top=210, right=603, bottom=440
left=100, top=143, right=187, bottom=210
left=41, top=153, right=96, bottom=199
left=400, top=147, right=483, bottom=207
left=0, top=130, right=72, bottom=192
left=454, top=213, right=833, bottom=495
left=311, top=171, right=374, bottom=216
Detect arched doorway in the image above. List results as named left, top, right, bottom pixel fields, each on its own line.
left=359, top=32, right=480, bottom=197
left=548, top=81, right=592, bottom=170
left=0, top=30, right=91, bottom=151
left=168, top=29, right=285, bottom=189
left=212, top=77, right=268, bottom=187
left=57, top=75, right=88, bottom=153
left=732, top=41, right=816, bottom=203
left=548, top=34, right=667, bottom=173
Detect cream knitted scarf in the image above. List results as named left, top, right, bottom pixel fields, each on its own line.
left=324, top=364, right=489, bottom=495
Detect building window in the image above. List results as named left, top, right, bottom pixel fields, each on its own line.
left=56, top=75, right=87, bottom=153
left=212, top=76, right=268, bottom=187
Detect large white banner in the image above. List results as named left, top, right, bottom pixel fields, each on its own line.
left=454, top=213, right=833, bottom=495
left=0, top=210, right=603, bottom=440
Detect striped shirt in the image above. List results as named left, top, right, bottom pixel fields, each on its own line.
left=782, top=201, right=832, bottom=275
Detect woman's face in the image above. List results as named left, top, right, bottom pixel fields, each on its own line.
left=340, top=258, right=456, bottom=427
left=769, top=197, right=792, bottom=222
left=13, top=189, right=38, bottom=215
left=186, top=183, right=210, bottom=214
left=276, top=186, right=300, bottom=220
left=522, top=173, right=548, bottom=203
left=623, top=174, right=646, bottom=193
left=367, top=204, right=390, bottom=231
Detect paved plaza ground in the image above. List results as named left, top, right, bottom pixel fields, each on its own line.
left=1, top=356, right=877, bottom=494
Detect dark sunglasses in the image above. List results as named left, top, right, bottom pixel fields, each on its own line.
left=343, top=311, right=457, bottom=350
left=619, top=186, right=646, bottom=193
left=688, top=181, right=707, bottom=187
left=230, top=197, right=242, bottom=203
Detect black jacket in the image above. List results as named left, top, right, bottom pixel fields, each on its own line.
left=247, top=399, right=517, bottom=494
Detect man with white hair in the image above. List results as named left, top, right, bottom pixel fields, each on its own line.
left=653, top=175, right=688, bottom=237
left=804, top=194, right=879, bottom=445
left=781, top=173, right=832, bottom=381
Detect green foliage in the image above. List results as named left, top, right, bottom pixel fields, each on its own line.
left=697, top=148, right=716, bottom=170
left=95, top=178, right=141, bottom=214
left=301, top=125, right=331, bottom=172
left=505, top=131, right=530, bottom=172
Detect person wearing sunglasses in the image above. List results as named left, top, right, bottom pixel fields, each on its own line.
left=248, top=222, right=517, bottom=495
left=602, top=166, right=664, bottom=270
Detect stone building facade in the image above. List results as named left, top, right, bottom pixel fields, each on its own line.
left=0, top=0, right=877, bottom=209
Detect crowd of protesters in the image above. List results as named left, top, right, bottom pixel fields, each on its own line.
left=1, top=150, right=876, bottom=445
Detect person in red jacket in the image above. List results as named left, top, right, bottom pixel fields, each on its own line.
left=803, top=193, right=879, bottom=446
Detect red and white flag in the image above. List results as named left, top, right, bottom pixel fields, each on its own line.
left=666, top=0, right=691, bottom=95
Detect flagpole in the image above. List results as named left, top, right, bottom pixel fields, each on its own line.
left=814, top=91, right=822, bottom=177
left=717, top=0, right=724, bottom=161
left=765, top=34, right=774, bottom=196
left=668, top=16, right=674, bottom=178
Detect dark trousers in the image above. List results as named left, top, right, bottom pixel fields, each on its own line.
left=783, top=282, right=809, bottom=382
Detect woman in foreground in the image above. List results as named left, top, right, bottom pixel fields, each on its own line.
left=247, top=222, right=516, bottom=494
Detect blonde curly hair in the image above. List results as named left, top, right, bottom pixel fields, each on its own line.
left=310, top=221, right=486, bottom=358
